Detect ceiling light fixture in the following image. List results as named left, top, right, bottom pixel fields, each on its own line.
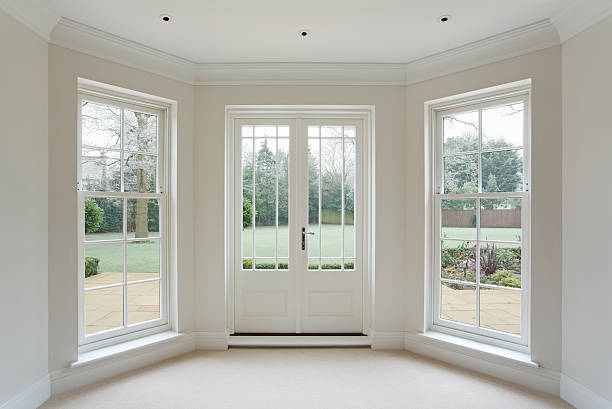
left=160, top=14, right=173, bottom=23
left=439, top=15, right=451, bottom=23
left=299, top=30, right=310, bottom=38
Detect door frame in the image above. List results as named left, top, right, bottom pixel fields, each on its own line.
left=224, top=105, right=375, bottom=335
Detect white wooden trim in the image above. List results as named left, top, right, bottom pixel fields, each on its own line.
left=551, top=0, right=612, bottom=43
left=0, top=375, right=50, bottom=409
left=561, top=374, right=612, bottom=409
left=228, top=335, right=370, bottom=347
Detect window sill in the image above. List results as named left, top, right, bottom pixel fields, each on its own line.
left=412, top=331, right=538, bottom=368
left=73, top=330, right=186, bottom=369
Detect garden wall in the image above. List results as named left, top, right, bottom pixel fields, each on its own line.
left=442, top=209, right=521, bottom=228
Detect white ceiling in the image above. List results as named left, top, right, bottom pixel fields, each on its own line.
left=46, top=0, right=570, bottom=63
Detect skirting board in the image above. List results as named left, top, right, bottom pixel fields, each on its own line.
left=404, top=332, right=561, bottom=395
left=0, top=375, right=50, bottom=409
left=561, top=374, right=612, bottom=409
left=195, top=331, right=229, bottom=350
left=370, top=331, right=406, bottom=350
left=50, top=333, right=195, bottom=395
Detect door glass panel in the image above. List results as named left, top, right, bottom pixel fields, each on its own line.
left=308, top=139, right=320, bottom=257
left=277, top=139, right=289, bottom=259
left=343, top=138, right=356, bottom=258
left=480, top=287, right=521, bottom=335
left=441, top=282, right=476, bottom=326
left=242, top=138, right=254, bottom=260
left=254, top=138, right=277, bottom=258
left=320, top=138, right=342, bottom=258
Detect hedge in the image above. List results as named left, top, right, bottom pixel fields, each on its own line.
left=85, top=257, right=100, bottom=277
left=242, top=260, right=355, bottom=270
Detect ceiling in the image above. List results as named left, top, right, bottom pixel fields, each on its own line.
left=46, top=0, right=571, bottom=63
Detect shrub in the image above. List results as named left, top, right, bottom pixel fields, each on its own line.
left=243, top=197, right=253, bottom=229
left=84, top=198, right=103, bottom=233
left=488, top=270, right=521, bottom=288
left=242, top=260, right=354, bottom=270
left=85, top=257, right=100, bottom=277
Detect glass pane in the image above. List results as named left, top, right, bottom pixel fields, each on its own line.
left=308, top=125, right=320, bottom=138
left=344, top=138, right=356, bottom=258
left=480, top=198, right=521, bottom=242
left=85, top=286, right=123, bottom=335
left=480, top=287, right=521, bottom=335
left=277, top=139, right=289, bottom=258
left=127, top=281, right=160, bottom=326
left=482, top=102, right=524, bottom=149
left=81, top=100, right=121, bottom=149
left=255, top=259, right=276, bottom=270
left=84, top=197, right=123, bottom=241
left=241, top=125, right=253, bottom=137
left=441, top=240, right=476, bottom=283
left=81, top=148, right=120, bottom=191
left=443, top=111, right=479, bottom=154
left=308, top=259, right=319, bottom=270
left=344, top=259, right=355, bottom=270
left=321, top=259, right=343, bottom=270
left=242, top=259, right=254, bottom=270
left=254, top=126, right=276, bottom=137
left=126, top=240, right=160, bottom=282
left=443, top=154, right=478, bottom=194
left=321, top=126, right=342, bottom=138
left=321, top=139, right=343, bottom=257
left=308, top=139, right=320, bottom=257
left=344, top=126, right=356, bottom=139
left=441, top=282, right=476, bottom=326
left=127, top=198, right=159, bottom=239
left=124, top=153, right=157, bottom=193
left=277, top=259, right=289, bottom=270
left=124, top=110, right=157, bottom=153
left=254, top=138, right=276, bottom=258
left=481, top=149, right=523, bottom=193
left=278, top=126, right=290, bottom=137
left=480, top=243, right=522, bottom=288
left=84, top=242, right=123, bottom=288
left=242, top=139, right=254, bottom=258
left=441, top=199, right=476, bottom=240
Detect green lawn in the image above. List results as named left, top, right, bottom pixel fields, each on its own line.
left=85, top=233, right=159, bottom=273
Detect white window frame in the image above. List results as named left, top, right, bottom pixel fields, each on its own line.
left=77, top=84, right=171, bottom=351
left=427, top=80, right=531, bottom=351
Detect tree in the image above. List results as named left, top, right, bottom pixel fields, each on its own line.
left=84, top=198, right=103, bottom=233
left=254, top=139, right=277, bottom=226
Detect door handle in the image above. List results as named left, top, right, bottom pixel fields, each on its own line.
left=301, top=227, right=315, bottom=250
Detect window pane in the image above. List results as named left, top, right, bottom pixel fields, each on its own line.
left=481, top=149, right=523, bottom=192
left=344, top=259, right=355, bottom=270
left=84, top=197, right=123, bottom=241
left=277, top=139, right=289, bottom=258
left=444, top=154, right=478, bottom=194
left=344, top=138, right=356, bottom=258
left=308, top=259, right=320, bottom=270
left=242, top=125, right=253, bottom=137
left=277, top=259, right=289, bottom=270
left=480, top=243, right=522, bottom=288
left=321, top=259, right=343, bottom=270
left=344, top=126, right=356, bottom=139
left=254, top=138, right=276, bottom=258
left=441, top=240, right=476, bottom=283
left=278, top=126, right=290, bottom=137
left=482, top=103, right=524, bottom=149
left=321, top=139, right=343, bottom=257
left=255, top=259, right=276, bottom=270
left=254, top=126, right=276, bottom=137
left=127, top=198, right=160, bottom=239
left=85, top=286, right=123, bottom=335
left=242, top=139, right=254, bottom=258
left=242, top=259, right=254, bottom=270
left=81, top=148, right=120, bottom=191
left=127, top=240, right=160, bottom=282
left=127, top=281, right=160, bottom=326
left=321, top=126, right=342, bottom=138
left=441, top=199, right=476, bottom=240
left=81, top=100, right=121, bottom=149
left=480, top=198, right=521, bottom=242
left=124, top=153, right=157, bottom=193
left=443, top=111, right=479, bottom=154
left=85, top=242, right=124, bottom=288
left=124, top=110, right=157, bottom=153
left=480, top=287, right=521, bottom=335
left=308, top=125, right=320, bottom=138
left=308, top=139, right=320, bottom=257
left=441, top=282, right=476, bottom=326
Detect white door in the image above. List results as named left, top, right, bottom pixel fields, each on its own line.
left=234, top=117, right=364, bottom=334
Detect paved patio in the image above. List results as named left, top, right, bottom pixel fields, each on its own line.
left=84, top=272, right=159, bottom=335
left=441, top=284, right=520, bottom=335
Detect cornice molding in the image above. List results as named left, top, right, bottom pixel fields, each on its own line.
left=551, top=0, right=612, bottom=43
left=0, top=0, right=59, bottom=41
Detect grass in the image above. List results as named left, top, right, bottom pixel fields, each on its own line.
left=85, top=233, right=159, bottom=273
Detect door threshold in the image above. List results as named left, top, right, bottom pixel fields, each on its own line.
left=228, top=334, right=371, bottom=347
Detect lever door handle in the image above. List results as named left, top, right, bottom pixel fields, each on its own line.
left=301, top=227, right=315, bottom=250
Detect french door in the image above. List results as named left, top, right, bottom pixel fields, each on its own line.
left=233, top=117, right=364, bottom=333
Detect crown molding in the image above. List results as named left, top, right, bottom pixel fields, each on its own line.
left=551, top=0, right=612, bottom=43
left=0, top=0, right=59, bottom=41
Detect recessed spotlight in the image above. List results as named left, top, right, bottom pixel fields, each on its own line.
left=160, top=14, right=173, bottom=23
left=299, top=30, right=310, bottom=38
left=439, top=15, right=451, bottom=23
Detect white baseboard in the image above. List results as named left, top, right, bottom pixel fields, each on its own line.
left=370, top=331, right=406, bottom=350
left=50, top=332, right=195, bottom=396
left=228, top=335, right=370, bottom=347
left=0, top=375, right=50, bottom=409
left=404, top=332, right=560, bottom=395
left=561, top=374, right=612, bottom=409
left=194, top=331, right=229, bottom=350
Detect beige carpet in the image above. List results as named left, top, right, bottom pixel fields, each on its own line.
left=42, top=348, right=571, bottom=409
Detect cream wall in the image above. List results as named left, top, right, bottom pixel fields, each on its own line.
left=194, top=86, right=407, bottom=334
left=0, top=9, right=49, bottom=405
left=562, top=14, right=612, bottom=401
left=404, top=47, right=563, bottom=371
left=47, top=44, right=196, bottom=372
